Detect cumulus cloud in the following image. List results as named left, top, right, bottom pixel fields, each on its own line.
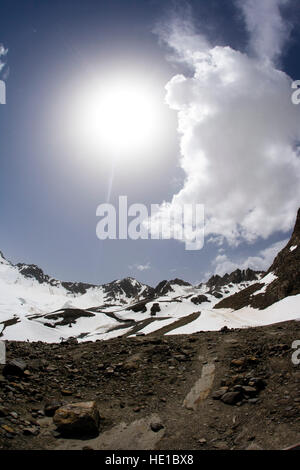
left=154, top=5, right=210, bottom=67
left=212, top=239, right=288, bottom=276
left=237, top=0, right=292, bottom=64
left=153, top=5, right=300, bottom=248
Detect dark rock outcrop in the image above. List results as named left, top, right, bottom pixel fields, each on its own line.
left=207, top=269, right=262, bottom=290
left=191, top=295, right=209, bottom=305
left=103, top=278, right=154, bottom=302
left=215, top=208, right=300, bottom=311
left=150, top=303, right=161, bottom=316
left=154, top=279, right=190, bottom=297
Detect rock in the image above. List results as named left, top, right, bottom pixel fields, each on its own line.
left=123, top=354, right=141, bottom=370
left=150, top=418, right=164, bottom=432
left=174, top=354, right=187, bottom=362
left=221, top=391, right=242, bottom=405
left=3, top=358, right=27, bottom=377
left=248, top=377, right=266, bottom=390
left=231, top=358, right=245, bottom=367
left=212, top=387, right=228, bottom=400
left=61, top=389, right=73, bottom=396
left=241, top=386, right=257, bottom=397
left=53, top=401, right=100, bottom=437
left=0, top=406, right=8, bottom=417
left=23, top=427, right=39, bottom=436
left=233, top=385, right=243, bottom=392
left=191, top=295, right=208, bottom=305
left=220, top=326, right=229, bottom=332
left=1, top=424, right=15, bottom=434
left=198, top=438, right=207, bottom=444
left=150, top=303, right=161, bottom=316
left=44, top=401, right=63, bottom=417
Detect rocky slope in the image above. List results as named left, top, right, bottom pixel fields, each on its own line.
left=215, top=208, right=300, bottom=311
left=0, top=319, right=300, bottom=450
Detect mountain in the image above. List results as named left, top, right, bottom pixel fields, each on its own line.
left=215, top=208, right=300, bottom=311
left=0, top=248, right=262, bottom=342
left=0, top=208, right=299, bottom=342
left=153, top=279, right=191, bottom=297
left=206, top=268, right=263, bottom=291
left=0, top=252, right=154, bottom=342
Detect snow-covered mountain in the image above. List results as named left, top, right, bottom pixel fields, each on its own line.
left=0, top=249, right=262, bottom=342
left=0, top=208, right=299, bottom=342
left=0, top=251, right=153, bottom=342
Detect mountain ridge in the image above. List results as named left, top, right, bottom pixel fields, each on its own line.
left=0, top=208, right=299, bottom=342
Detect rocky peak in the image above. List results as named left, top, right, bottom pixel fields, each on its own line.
left=268, top=208, right=300, bottom=277
left=170, top=278, right=191, bottom=287
left=103, top=277, right=154, bottom=300
left=0, top=250, right=9, bottom=265
left=215, top=208, right=300, bottom=310
left=153, top=278, right=191, bottom=297
left=292, top=207, right=300, bottom=239
left=154, top=280, right=174, bottom=296
left=207, top=269, right=262, bottom=290
left=16, top=263, right=50, bottom=284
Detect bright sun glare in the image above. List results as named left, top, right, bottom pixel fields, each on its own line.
left=72, top=76, right=161, bottom=160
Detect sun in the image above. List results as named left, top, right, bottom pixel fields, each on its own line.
left=71, top=76, right=161, bottom=160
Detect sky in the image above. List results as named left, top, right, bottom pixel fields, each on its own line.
left=0, top=0, right=300, bottom=287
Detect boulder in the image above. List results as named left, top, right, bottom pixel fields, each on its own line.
left=3, top=358, right=27, bottom=377
left=212, top=387, right=228, bottom=400
left=221, top=391, right=242, bottom=405
left=53, top=401, right=100, bottom=437
left=150, top=418, right=164, bottom=432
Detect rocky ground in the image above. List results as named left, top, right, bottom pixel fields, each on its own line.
left=0, top=319, right=300, bottom=451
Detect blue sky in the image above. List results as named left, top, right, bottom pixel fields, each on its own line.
left=0, top=0, right=300, bottom=287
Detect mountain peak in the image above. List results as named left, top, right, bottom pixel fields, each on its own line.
left=207, top=268, right=262, bottom=290
left=0, top=250, right=10, bottom=265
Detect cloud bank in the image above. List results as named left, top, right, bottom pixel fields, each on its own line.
left=153, top=1, right=300, bottom=248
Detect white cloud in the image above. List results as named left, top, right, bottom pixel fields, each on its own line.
left=237, top=0, right=292, bottom=64
left=153, top=8, right=300, bottom=247
left=0, top=44, right=7, bottom=73
left=129, top=262, right=151, bottom=272
left=213, top=239, right=288, bottom=276
left=154, top=6, right=210, bottom=67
